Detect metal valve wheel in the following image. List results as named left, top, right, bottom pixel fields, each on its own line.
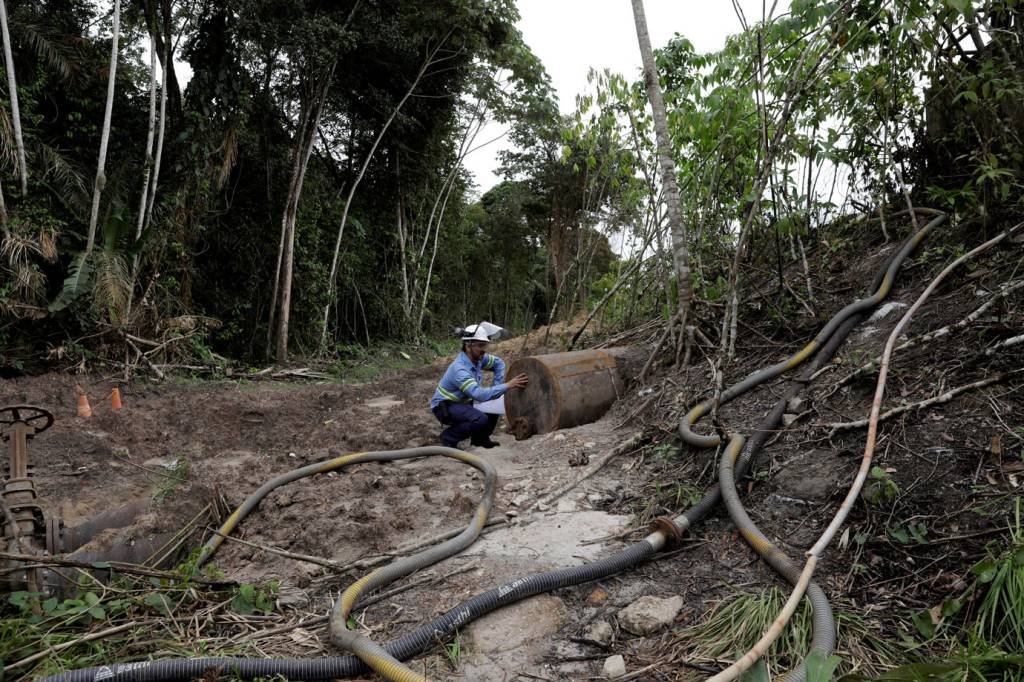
left=0, top=405, right=54, bottom=441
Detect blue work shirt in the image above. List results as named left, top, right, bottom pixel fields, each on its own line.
left=430, top=351, right=507, bottom=409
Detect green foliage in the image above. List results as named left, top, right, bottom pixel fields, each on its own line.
left=1, top=0, right=557, bottom=367
left=4, top=0, right=1022, bottom=371
left=892, top=501, right=1024, bottom=680
left=151, top=456, right=189, bottom=504
left=804, top=650, right=842, bottom=682
left=443, top=632, right=461, bottom=669
left=868, top=466, right=901, bottom=503
left=676, top=588, right=901, bottom=677
left=888, top=521, right=928, bottom=546
left=230, top=581, right=278, bottom=616
left=970, top=501, right=1024, bottom=652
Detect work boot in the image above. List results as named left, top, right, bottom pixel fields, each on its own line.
left=472, top=438, right=499, bottom=449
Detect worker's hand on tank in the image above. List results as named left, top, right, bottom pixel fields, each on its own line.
left=506, top=373, right=529, bottom=389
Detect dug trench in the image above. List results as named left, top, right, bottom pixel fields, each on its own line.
left=3, top=219, right=1023, bottom=680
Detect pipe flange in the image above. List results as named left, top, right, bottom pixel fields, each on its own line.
left=649, top=516, right=684, bottom=545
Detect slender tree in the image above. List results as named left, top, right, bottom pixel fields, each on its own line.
left=123, top=34, right=159, bottom=328
left=318, top=31, right=453, bottom=352
left=631, top=0, right=693, bottom=348
left=414, top=101, right=486, bottom=335
left=0, top=178, right=8, bottom=236
left=0, top=0, right=27, bottom=196
left=272, top=63, right=335, bottom=364
left=83, top=0, right=121, bottom=258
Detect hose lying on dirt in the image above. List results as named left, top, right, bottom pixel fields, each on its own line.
left=41, top=216, right=941, bottom=682
left=688, top=211, right=946, bottom=678
left=199, top=445, right=497, bottom=682
left=680, top=211, right=946, bottom=449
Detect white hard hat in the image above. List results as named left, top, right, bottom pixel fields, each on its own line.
left=460, top=324, right=492, bottom=342
left=460, top=321, right=509, bottom=342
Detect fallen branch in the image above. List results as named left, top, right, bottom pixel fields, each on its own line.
left=273, top=368, right=333, bottom=380
left=3, top=621, right=140, bottom=672
left=0, top=551, right=235, bottom=586
left=208, top=529, right=351, bottom=571
left=985, top=333, right=1024, bottom=355
left=638, top=314, right=678, bottom=383
left=596, top=318, right=661, bottom=349
left=124, top=336, right=165, bottom=380
left=826, top=371, right=1017, bottom=436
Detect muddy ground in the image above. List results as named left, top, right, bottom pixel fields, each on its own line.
left=2, top=224, right=1023, bottom=680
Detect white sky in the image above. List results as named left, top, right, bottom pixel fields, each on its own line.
left=465, top=0, right=790, bottom=193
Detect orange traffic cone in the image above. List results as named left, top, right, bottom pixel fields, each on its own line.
left=76, top=386, right=93, bottom=418
left=109, top=387, right=122, bottom=411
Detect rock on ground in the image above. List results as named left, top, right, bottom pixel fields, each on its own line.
left=618, top=594, right=684, bottom=635
left=603, top=654, right=626, bottom=679
left=583, top=620, right=614, bottom=647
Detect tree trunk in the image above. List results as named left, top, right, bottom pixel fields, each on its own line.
left=319, top=32, right=452, bottom=352
left=396, top=173, right=413, bottom=332
left=631, top=0, right=692, bottom=336
left=0, top=178, right=8, bottom=236
left=414, top=104, right=484, bottom=335
left=123, top=34, right=160, bottom=327
left=143, top=0, right=183, bottom=132
left=273, top=63, right=336, bottom=364
left=84, top=0, right=120, bottom=258
left=267, top=104, right=309, bottom=358
left=0, top=0, right=27, bottom=196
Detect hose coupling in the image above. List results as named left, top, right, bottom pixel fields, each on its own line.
left=649, top=516, right=685, bottom=545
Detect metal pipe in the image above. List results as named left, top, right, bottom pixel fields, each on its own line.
left=505, top=349, right=624, bottom=439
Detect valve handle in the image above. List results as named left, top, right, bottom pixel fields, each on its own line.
left=0, top=405, right=54, bottom=440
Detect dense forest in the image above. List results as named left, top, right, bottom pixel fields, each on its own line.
left=0, top=0, right=1020, bottom=373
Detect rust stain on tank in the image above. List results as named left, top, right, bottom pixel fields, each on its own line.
left=504, top=349, right=624, bottom=439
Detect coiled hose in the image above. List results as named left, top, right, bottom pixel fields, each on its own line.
left=42, top=215, right=942, bottom=682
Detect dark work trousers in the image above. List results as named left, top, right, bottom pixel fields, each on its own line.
left=432, top=401, right=499, bottom=448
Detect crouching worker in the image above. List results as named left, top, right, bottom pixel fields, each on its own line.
left=430, top=322, right=528, bottom=449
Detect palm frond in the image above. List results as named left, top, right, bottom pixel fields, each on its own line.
left=0, top=107, right=17, bottom=172
left=93, top=250, right=130, bottom=324
left=1, top=231, right=41, bottom=266
left=48, top=251, right=93, bottom=313
left=215, top=126, right=238, bottom=190
left=15, top=22, right=78, bottom=80
left=33, top=141, right=89, bottom=214
left=12, top=262, right=45, bottom=299
left=37, top=228, right=57, bottom=262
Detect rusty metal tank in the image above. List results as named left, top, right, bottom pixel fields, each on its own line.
left=504, top=349, right=624, bottom=439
